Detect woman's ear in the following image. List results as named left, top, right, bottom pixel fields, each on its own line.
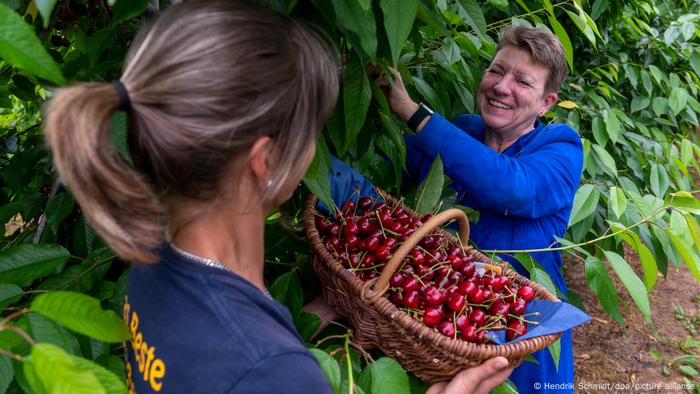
left=540, top=92, right=558, bottom=115
left=248, top=136, right=274, bottom=186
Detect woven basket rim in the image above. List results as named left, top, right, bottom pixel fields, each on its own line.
left=303, top=190, right=562, bottom=361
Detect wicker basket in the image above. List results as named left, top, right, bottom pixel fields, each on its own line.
left=303, top=191, right=562, bottom=382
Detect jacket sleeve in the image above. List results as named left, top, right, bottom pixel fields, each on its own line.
left=407, top=113, right=583, bottom=219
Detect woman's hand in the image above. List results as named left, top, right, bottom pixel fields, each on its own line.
left=302, top=295, right=340, bottom=340
left=373, top=67, right=419, bottom=122
left=426, top=357, right=512, bottom=394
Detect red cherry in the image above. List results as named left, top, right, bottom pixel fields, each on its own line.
left=324, top=236, right=341, bottom=252
left=328, top=223, right=340, bottom=236
left=356, top=217, right=371, bottom=233
left=506, top=320, right=527, bottom=341
left=389, top=272, right=405, bottom=287
left=461, top=262, right=476, bottom=278
left=489, top=302, right=510, bottom=317
left=365, top=236, right=380, bottom=252
left=402, top=277, right=420, bottom=292
left=358, top=197, right=373, bottom=210
left=342, top=199, right=356, bottom=215
left=416, top=264, right=434, bottom=281
left=448, top=255, right=464, bottom=269
left=375, top=245, right=391, bottom=261
left=316, top=217, right=332, bottom=232
left=389, top=290, right=403, bottom=305
left=423, top=286, right=446, bottom=307
left=361, top=253, right=376, bottom=267
left=345, top=234, right=360, bottom=250
left=403, top=290, right=420, bottom=308
left=510, top=298, right=527, bottom=315
left=458, top=280, right=477, bottom=297
left=423, top=306, right=444, bottom=326
left=468, top=310, right=486, bottom=326
left=474, top=330, right=487, bottom=344
left=447, top=293, right=465, bottom=312
left=461, top=323, right=477, bottom=342
left=517, top=286, right=536, bottom=302
left=455, top=315, right=469, bottom=332
left=342, top=221, right=359, bottom=237
left=437, top=321, right=455, bottom=337
left=468, top=288, right=485, bottom=304
left=410, top=249, right=425, bottom=265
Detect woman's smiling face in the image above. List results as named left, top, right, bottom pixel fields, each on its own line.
left=477, top=45, right=557, bottom=137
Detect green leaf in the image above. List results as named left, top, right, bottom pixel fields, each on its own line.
left=690, top=51, right=700, bottom=77
left=27, top=312, right=80, bottom=355
left=668, top=87, right=689, bottom=116
left=309, top=349, right=341, bottom=393
left=641, top=71, right=653, bottom=95
left=455, top=0, right=487, bottom=40
left=0, top=244, right=70, bottom=286
left=603, top=109, right=620, bottom=144
left=35, top=0, right=57, bottom=28
left=24, top=343, right=105, bottom=394
left=670, top=191, right=700, bottom=214
left=295, top=312, right=321, bottom=343
left=649, top=163, right=669, bottom=197
left=0, top=356, right=11, bottom=394
left=547, top=15, right=573, bottom=72
left=412, top=76, right=445, bottom=115
left=665, top=230, right=700, bottom=286
left=380, top=0, right=418, bottom=66
left=684, top=214, right=700, bottom=254
left=607, top=186, right=627, bottom=220
left=630, top=96, right=650, bottom=113
left=610, top=225, right=657, bottom=292
left=269, top=272, right=303, bottom=318
left=592, top=144, right=617, bottom=178
left=566, top=10, right=595, bottom=46
left=358, top=357, right=409, bottom=394
left=0, top=3, right=65, bottom=85
left=377, top=112, right=406, bottom=189
left=603, top=251, right=652, bottom=323
left=331, top=0, right=377, bottom=58
left=31, top=291, right=130, bottom=342
left=112, top=0, right=148, bottom=24
left=71, top=356, right=127, bottom=394
left=343, top=54, right=371, bottom=155
left=45, top=192, right=75, bottom=233
left=584, top=257, right=623, bottom=324
left=303, top=138, right=333, bottom=214
left=414, top=154, right=444, bottom=214
left=0, top=283, right=23, bottom=308
left=591, top=116, right=607, bottom=147
left=549, top=338, right=561, bottom=370
left=569, top=184, right=600, bottom=226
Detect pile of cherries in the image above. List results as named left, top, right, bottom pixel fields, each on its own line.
left=315, top=197, right=538, bottom=343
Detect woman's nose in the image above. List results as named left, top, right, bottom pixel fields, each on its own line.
left=492, top=76, right=512, bottom=95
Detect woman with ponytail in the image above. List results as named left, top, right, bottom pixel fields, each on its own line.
left=44, top=1, right=510, bottom=392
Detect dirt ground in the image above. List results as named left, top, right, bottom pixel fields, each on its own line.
left=568, top=149, right=700, bottom=393
left=566, top=251, right=700, bottom=393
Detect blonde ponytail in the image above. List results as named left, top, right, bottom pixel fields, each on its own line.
left=44, top=83, right=165, bottom=262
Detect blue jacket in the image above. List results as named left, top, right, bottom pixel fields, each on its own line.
left=405, top=113, right=583, bottom=393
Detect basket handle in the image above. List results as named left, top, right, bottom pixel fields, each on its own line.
left=372, top=208, right=470, bottom=294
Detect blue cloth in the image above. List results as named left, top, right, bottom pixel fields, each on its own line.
left=317, top=156, right=382, bottom=215
left=125, top=245, right=332, bottom=393
left=405, top=113, right=583, bottom=394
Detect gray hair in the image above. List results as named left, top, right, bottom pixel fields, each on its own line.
left=497, top=25, right=568, bottom=94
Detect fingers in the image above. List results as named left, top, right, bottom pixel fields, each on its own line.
left=436, top=357, right=511, bottom=394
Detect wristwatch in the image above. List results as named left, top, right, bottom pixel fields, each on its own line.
left=407, top=103, right=434, bottom=132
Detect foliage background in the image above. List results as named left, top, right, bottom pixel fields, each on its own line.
left=0, top=0, right=699, bottom=392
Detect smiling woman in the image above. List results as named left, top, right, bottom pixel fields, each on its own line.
left=377, top=25, right=583, bottom=394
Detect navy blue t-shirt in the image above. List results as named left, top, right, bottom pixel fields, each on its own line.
left=124, top=245, right=332, bottom=393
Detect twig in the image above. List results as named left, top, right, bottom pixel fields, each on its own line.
left=0, top=325, right=36, bottom=346
left=32, top=177, right=62, bottom=244
left=0, top=308, right=29, bottom=326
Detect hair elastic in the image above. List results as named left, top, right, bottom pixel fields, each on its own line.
left=111, top=80, right=132, bottom=113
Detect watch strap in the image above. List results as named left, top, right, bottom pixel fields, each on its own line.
left=407, top=103, right=434, bottom=132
